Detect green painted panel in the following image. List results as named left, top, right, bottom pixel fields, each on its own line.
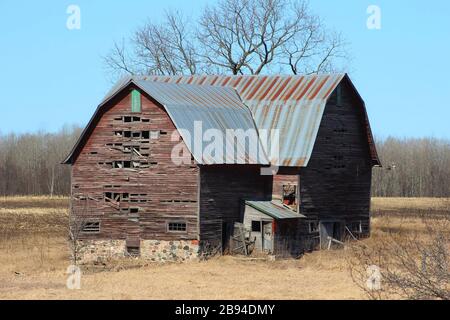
left=131, top=89, right=141, bottom=112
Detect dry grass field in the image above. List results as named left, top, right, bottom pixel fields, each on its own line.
left=0, top=196, right=448, bottom=300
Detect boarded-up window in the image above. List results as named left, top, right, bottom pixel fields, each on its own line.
left=131, top=89, right=141, bottom=112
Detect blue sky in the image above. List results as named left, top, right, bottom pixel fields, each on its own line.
left=0, top=0, right=449, bottom=139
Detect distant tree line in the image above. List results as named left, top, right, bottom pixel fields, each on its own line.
left=0, top=125, right=82, bottom=197
left=372, top=137, right=450, bottom=197
left=0, top=128, right=449, bottom=197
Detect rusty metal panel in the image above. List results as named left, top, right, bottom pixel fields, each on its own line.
left=245, top=201, right=306, bottom=219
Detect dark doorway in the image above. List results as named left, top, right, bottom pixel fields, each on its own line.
left=222, top=221, right=233, bottom=254
left=319, top=221, right=343, bottom=249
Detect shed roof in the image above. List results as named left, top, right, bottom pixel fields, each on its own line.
left=245, top=201, right=305, bottom=219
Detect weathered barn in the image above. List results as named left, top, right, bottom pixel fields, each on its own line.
left=63, top=74, right=380, bottom=262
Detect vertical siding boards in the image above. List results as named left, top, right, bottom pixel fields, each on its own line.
left=199, top=165, right=273, bottom=246
left=299, top=79, right=373, bottom=237
left=72, top=88, right=199, bottom=241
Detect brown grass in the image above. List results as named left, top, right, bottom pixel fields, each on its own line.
left=0, top=196, right=448, bottom=300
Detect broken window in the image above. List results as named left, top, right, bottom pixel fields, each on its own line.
left=111, top=160, right=145, bottom=169
left=308, top=221, right=319, bottom=233
left=81, top=221, right=100, bottom=233
left=104, top=192, right=129, bottom=202
left=167, top=222, right=187, bottom=232
left=120, top=207, right=139, bottom=214
left=251, top=221, right=261, bottom=232
left=282, top=185, right=297, bottom=206
left=123, top=116, right=141, bottom=123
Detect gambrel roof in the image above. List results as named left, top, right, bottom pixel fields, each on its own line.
left=63, top=74, right=380, bottom=167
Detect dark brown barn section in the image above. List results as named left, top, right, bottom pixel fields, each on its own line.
left=64, top=74, right=380, bottom=262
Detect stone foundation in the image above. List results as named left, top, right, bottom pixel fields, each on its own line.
left=75, top=239, right=200, bottom=264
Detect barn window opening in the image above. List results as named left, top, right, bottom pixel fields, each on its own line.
left=126, top=246, right=140, bottom=256
left=160, top=130, right=168, bottom=135
left=114, top=131, right=123, bottom=137
left=81, top=221, right=100, bottom=233
left=347, top=221, right=362, bottom=234
left=123, top=116, right=141, bottom=123
left=251, top=221, right=261, bottom=232
left=132, top=131, right=141, bottom=138
left=282, top=185, right=297, bottom=206
left=308, top=221, right=319, bottom=233
left=142, top=118, right=150, bottom=123
left=120, top=207, right=139, bottom=214
left=142, top=131, right=150, bottom=139
left=112, top=160, right=143, bottom=169
left=124, top=131, right=131, bottom=138
left=167, top=222, right=187, bottom=232
left=104, top=192, right=129, bottom=202
left=89, top=151, right=98, bottom=155
left=150, top=131, right=160, bottom=139
left=131, top=89, right=141, bottom=113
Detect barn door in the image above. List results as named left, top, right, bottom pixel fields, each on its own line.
left=319, top=221, right=343, bottom=249
left=262, top=221, right=273, bottom=252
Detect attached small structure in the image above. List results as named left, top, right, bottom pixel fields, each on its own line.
left=63, top=74, right=380, bottom=262
left=243, top=201, right=307, bottom=256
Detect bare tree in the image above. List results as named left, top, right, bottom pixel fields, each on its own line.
left=348, top=217, right=450, bottom=300
left=104, top=0, right=349, bottom=77
left=104, top=10, right=199, bottom=77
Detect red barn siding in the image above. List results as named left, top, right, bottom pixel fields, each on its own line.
left=71, top=87, right=199, bottom=241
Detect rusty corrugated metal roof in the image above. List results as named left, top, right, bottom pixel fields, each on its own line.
left=141, top=74, right=344, bottom=166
